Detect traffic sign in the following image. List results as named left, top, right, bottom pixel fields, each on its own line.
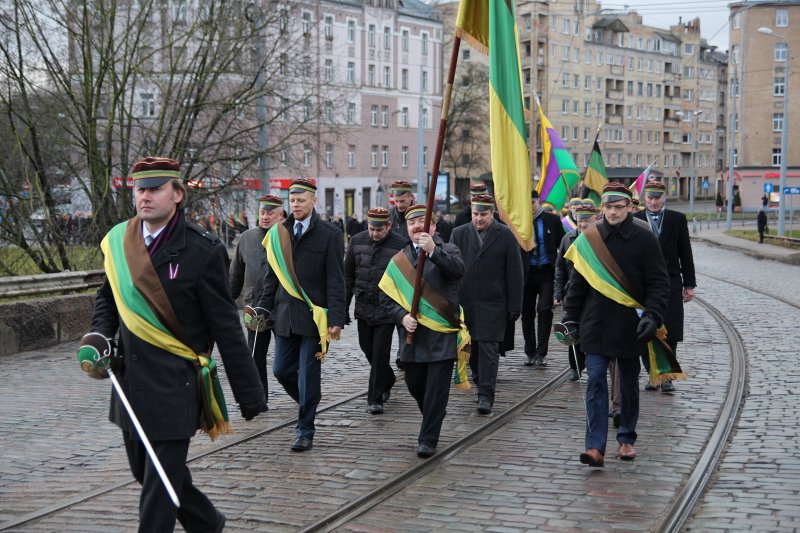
left=783, top=186, right=800, bottom=195
left=702, top=180, right=710, bottom=190
left=764, top=183, right=774, bottom=194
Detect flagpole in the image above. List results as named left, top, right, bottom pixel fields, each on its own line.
left=407, top=35, right=462, bottom=344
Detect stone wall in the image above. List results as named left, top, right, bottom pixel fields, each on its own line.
left=0, top=295, right=94, bottom=357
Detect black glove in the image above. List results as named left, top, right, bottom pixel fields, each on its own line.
left=508, top=311, right=521, bottom=322
left=344, top=315, right=352, bottom=326
left=240, top=403, right=264, bottom=421
left=636, top=314, right=659, bottom=342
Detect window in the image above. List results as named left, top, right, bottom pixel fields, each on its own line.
left=401, top=146, right=409, bottom=167
left=636, top=130, right=642, bottom=144
left=584, top=128, right=590, bottom=142
left=573, top=74, right=580, bottom=88
left=773, top=148, right=782, bottom=166
left=422, top=107, right=428, bottom=128
left=585, top=75, right=591, bottom=90
left=324, top=16, right=333, bottom=39
left=684, top=66, right=694, bottom=78
left=381, top=146, right=389, bottom=167
left=773, top=113, right=784, bottom=131
left=562, top=73, right=569, bottom=88
left=370, top=105, right=378, bottom=126
left=402, top=29, right=409, bottom=51
left=347, top=145, right=356, bottom=168
left=776, top=8, right=788, bottom=27
left=774, top=77, right=786, bottom=96
left=463, top=49, right=470, bottom=61
left=324, top=101, right=333, bottom=123
left=463, top=75, right=472, bottom=88
left=627, top=81, right=633, bottom=95
left=347, top=20, right=356, bottom=43
left=368, top=24, right=376, bottom=47
left=421, top=33, right=428, bottom=55
left=562, top=99, right=569, bottom=114
left=733, top=12, right=741, bottom=29
left=595, top=102, right=602, bottom=117
left=347, top=62, right=355, bottom=83
left=304, top=144, right=312, bottom=167
left=140, top=92, right=155, bottom=117
left=683, top=43, right=694, bottom=55
left=423, top=146, right=428, bottom=167
left=563, top=46, right=570, bottom=61
left=731, top=45, right=740, bottom=65
left=324, top=59, right=333, bottom=82
left=647, top=83, right=653, bottom=97
left=325, top=144, right=333, bottom=168
left=400, top=106, right=409, bottom=127
left=461, top=154, right=471, bottom=165
left=347, top=102, right=356, bottom=124
left=302, top=56, right=311, bottom=77
left=368, top=64, right=375, bottom=85
left=562, top=126, right=569, bottom=139
left=562, top=18, right=570, bottom=34
left=573, top=100, right=579, bottom=114
left=280, top=149, right=288, bottom=166
left=371, top=145, right=379, bottom=168
left=401, top=68, right=408, bottom=90
left=573, top=127, right=579, bottom=141
left=775, top=43, right=788, bottom=62
left=383, top=27, right=391, bottom=49
left=637, top=82, right=643, bottom=96
left=383, top=66, right=391, bottom=87
left=422, top=70, right=428, bottom=91
left=584, top=101, right=591, bottom=116
left=381, top=105, right=388, bottom=127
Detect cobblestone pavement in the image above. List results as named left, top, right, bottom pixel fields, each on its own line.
left=683, top=253, right=800, bottom=532
left=1, top=243, right=798, bottom=531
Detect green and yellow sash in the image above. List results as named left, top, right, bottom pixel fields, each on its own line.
left=263, top=223, right=334, bottom=361
left=101, top=217, right=231, bottom=440
left=564, top=225, right=686, bottom=385
left=379, top=250, right=472, bottom=390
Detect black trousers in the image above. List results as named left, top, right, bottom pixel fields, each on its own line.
left=522, top=264, right=555, bottom=358
left=468, top=341, right=501, bottom=404
left=123, top=432, right=222, bottom=533
left=567, top=344, right=586, bottom=371
left=357, top=320, right=397, bottom=405
left=247, top=328, right=271, bottom=402
left=404, top=359, right=455, bottom=448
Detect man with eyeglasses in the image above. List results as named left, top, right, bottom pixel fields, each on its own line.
left=562, top=182, right=669, bottom=467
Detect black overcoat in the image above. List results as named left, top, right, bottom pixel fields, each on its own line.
left=256, top=210, right=347, bottom=337
left=450, top=221, right=523, bottom=342
left=344, top=229, right=407, bottom=325
left=563, top=213, right=670, bottom=359
left=91, top=215, right=265, bottom=441
left=380, top=237, right=464, bottom=363
left=554, top=229, right=579, bottom=302
left=634, top=208, right=696, bottom=342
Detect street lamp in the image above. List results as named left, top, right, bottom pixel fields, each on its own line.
left=677, top=110, right=702, bottom=214
left=758, top=27, right=789, bottom=236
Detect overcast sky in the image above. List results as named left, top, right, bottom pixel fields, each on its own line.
left=599, top=0, right=733, bottom=51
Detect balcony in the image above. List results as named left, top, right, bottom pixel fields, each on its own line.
left=607, top=115, right=623, bottom=125
left=663, top=117, right=680, bottom=127
left=606, top=90, right=623, bottom=100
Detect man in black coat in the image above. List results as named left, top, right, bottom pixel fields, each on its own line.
left=553, top=203, right=596, bottom=381
left=255, top=179, right=346, bottom=452
left=381, top=205, right=465, bottom=458
left=564, top=182, right=669, bottom=467
left=522, top=189, right=566, bottom=367
left=86, top=157, right=266, bottom=532
left=451, top=195, right=523, bottom=415
left=345, top=207, right=407, bottom=414
left=634, top=180, right=696, bottom=393
left=230, top=194, right=285, bottom=408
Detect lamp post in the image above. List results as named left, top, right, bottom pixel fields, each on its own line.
left=759, top=27, right=789, bottom=236
left=678, top=110, right=702, bottom=214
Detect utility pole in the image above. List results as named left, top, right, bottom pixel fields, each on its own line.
left=726, top=68, right=738, bottom=231
left=246, top=3, right=270, bottom=196
left=417, top=62, right=426, bottom=201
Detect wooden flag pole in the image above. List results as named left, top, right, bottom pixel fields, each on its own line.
left=407, top=35, right=462, bottom=344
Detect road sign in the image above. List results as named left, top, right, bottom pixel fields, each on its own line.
left=764, top=183, right=774, bottom=194
left=702, top=180, right=710, bottom=190
left=783, top=187, right=800, bottom=195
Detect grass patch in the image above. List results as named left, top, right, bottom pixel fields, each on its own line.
left=0, top=245, right=103, bottom=276
left=725, top=230, right=800, bottom=249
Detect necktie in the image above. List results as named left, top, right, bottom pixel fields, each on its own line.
left=144, top=235, right=154, bottom=248
left=294, top=222, right=304, bottom=241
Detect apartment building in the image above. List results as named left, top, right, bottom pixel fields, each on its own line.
left=728, top=0, right=800, bottom=209
left=438, top=0, right=727, bottom=202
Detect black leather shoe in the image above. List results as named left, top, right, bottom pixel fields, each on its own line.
left=417, top=443, right=436, bottom=458
left=537, top=356, right=548, bottom=367
left=612, top=411, right=621, bottom=428
left=477, top=400, right=492, bottom=415
left=291, top=437, right=313, bottom=452
left=369, top=403, right=384, bottom=415
left=569, top=369, right=580, bottom=381
left=260, top=404, right=269, bottom=413
left=660, top=380, right=676, bottom=392
left=524, top=355, right=536, bottom=366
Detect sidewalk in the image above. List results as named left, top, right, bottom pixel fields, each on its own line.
left=691, top=225, right=800, bottom=265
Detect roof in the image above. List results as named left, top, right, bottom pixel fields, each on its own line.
left=397, top=0, right=439, bottom=20
left=654, top=30, right=680, bottom=43
left=592, top=17, right=630, bottom=32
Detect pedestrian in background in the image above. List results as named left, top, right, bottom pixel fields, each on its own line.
left=230, top=194, right=285, bottom=409
left=344, top=207, right=407, bottom=414
left=757, top=208, right=768, bottom=244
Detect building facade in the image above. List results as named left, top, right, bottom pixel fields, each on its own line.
left=728, top=0, right=800, bottom=209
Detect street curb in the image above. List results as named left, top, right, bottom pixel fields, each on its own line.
left=693, top=235, right=800, bottom=265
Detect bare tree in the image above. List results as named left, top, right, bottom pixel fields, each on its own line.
left=0, top=0, right=348, bottom=274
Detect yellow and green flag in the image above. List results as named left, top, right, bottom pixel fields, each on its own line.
left=581, top=137, right=608, bottom=206
left=457, top=0, right=533, bottom=251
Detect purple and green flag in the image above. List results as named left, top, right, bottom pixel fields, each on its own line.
left=536, top=107, right=581, bottom=211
